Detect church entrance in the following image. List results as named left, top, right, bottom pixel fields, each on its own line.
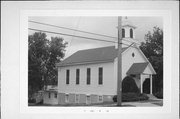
left=143, top=78, right=150, bottom=94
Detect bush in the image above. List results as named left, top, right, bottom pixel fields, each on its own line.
left=113, top=93, right=149, bottom=102
left=36, top=99, right=43, bottom=105
left=138, top=93, right=149, bottom=101
left=154, top=89, right=163, bottom=99
left=28, top=98, right=36, bottom=103
left=113, top=95, right=117, bottom=102
left=122, top=76, right=140, bottom=93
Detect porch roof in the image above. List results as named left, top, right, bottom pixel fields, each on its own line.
left=126, top=62, right=149, bottom=75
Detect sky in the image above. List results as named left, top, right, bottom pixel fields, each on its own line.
left=28, top=16, right=163, bottom=59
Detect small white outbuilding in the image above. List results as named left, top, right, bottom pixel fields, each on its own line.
left=43, top=85, right=58, bottom=105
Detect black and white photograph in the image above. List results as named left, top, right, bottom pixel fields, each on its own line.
left=28, top=16, right=163, bottom=107
left=1, top=1, right=179, bottom=119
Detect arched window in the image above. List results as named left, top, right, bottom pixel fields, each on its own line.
left=130, top=29, right=133, bottom=38
left=122, top=28, right=125, bottom=38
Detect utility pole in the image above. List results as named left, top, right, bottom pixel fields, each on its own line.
left=117, top=16, right=122, bottom=106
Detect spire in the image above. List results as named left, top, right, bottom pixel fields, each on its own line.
left=121, top=17, right=138, bottom=44
left=116, top=17, right=140, bottom=48
left=122, top=17, right=136, bottom=29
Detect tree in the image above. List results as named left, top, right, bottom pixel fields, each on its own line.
left=46, top=37, right=67, bottom=85
left=28, top=32, right=67, bottom=98
left=140, top=26, right=163, bottom=94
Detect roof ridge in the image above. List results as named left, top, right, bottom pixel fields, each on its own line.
left=133, top=62, right=149, bottom=65
left=77, top=45, right=129, bottom=52
left=78, top=45, right=115, bottom=52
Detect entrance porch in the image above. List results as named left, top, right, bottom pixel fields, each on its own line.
left=126, top=62, right=156, bottom=94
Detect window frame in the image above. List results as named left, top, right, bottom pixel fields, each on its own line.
left=87, top=68, right=91, bottom=85
left=130, top=28, right=133, bottom=38
left=122, top=28, right=125, bottom=38
left=54, top=92, right=57, bottom=98
left=98, top=67, right=103, bottom=85
left=98, top=95, right=103, bottom=102
left=48, top=92, right=51, bottom=98
left=132, top=52, right=135, bottom=57
left=75, top=94, right=80, bottom=103
left=66, top=69, right=70, bottom=84
left=76, top=69, right=80, bottom=85
left=86, top=95, right=91, bottom=104
left=65, top=94, right=69, bottom=103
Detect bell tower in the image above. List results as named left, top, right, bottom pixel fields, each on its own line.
left=121, top=17, right=139, bottom=47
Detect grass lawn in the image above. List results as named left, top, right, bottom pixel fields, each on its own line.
left=29, top=101, right=135, bottom=107
left=29, top=99, right=163, bottom=107
left=29, top=102, right=117, bottom=107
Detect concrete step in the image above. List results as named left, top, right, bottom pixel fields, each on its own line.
left=146, top=94, right=160, bottom=100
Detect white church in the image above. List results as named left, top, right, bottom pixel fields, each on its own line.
left=43, top=19, right=156, bottom=105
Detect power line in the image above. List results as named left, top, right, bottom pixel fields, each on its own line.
left=66, top=17, right=81, bottom=57
left=28, top=28, right=138, bottom=49
left=29, top=20, right=116, bottom=39
left=29, top=20, right=141, bottom=45
left=29, top=28, right=116, bottom=44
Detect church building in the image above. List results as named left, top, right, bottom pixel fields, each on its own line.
left=50, top=19, right=156, bottom=105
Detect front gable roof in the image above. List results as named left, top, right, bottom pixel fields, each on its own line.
left=126, top=62, right=149, bottom=75
left=57, top=46, right=128, bottom=67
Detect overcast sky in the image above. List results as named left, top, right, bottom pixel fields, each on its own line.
left=29, top=16, right=163, bottom=58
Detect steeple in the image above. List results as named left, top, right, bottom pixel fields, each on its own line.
left=116, top=17, right=139, bottom=49
left=122, top=17, right=136, bottom=39
left=121, top=17, right=139, bottom=47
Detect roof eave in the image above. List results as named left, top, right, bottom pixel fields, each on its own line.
left=57, top=59, right=114, bottom=67
left=122, top=25, right=137, bottom=29
left=137, top=47, right=157, bottom=74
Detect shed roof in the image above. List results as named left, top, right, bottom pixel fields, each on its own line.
left=126, top=62, right=149, bottom=75
left=44, top=85, right=58, bottom=92
left=57, top=46, right=128, bottom=67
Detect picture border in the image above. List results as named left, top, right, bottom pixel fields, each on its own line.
left=1, top=1, right=178, bottom=119
left=20, top=9, right=171, bottom=114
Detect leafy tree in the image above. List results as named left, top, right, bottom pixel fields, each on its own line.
left=140, top=26, right=163, bottom=94
left=46, top=37, right=67, bottom=85
left=28, top=32, right=67, bottom=98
